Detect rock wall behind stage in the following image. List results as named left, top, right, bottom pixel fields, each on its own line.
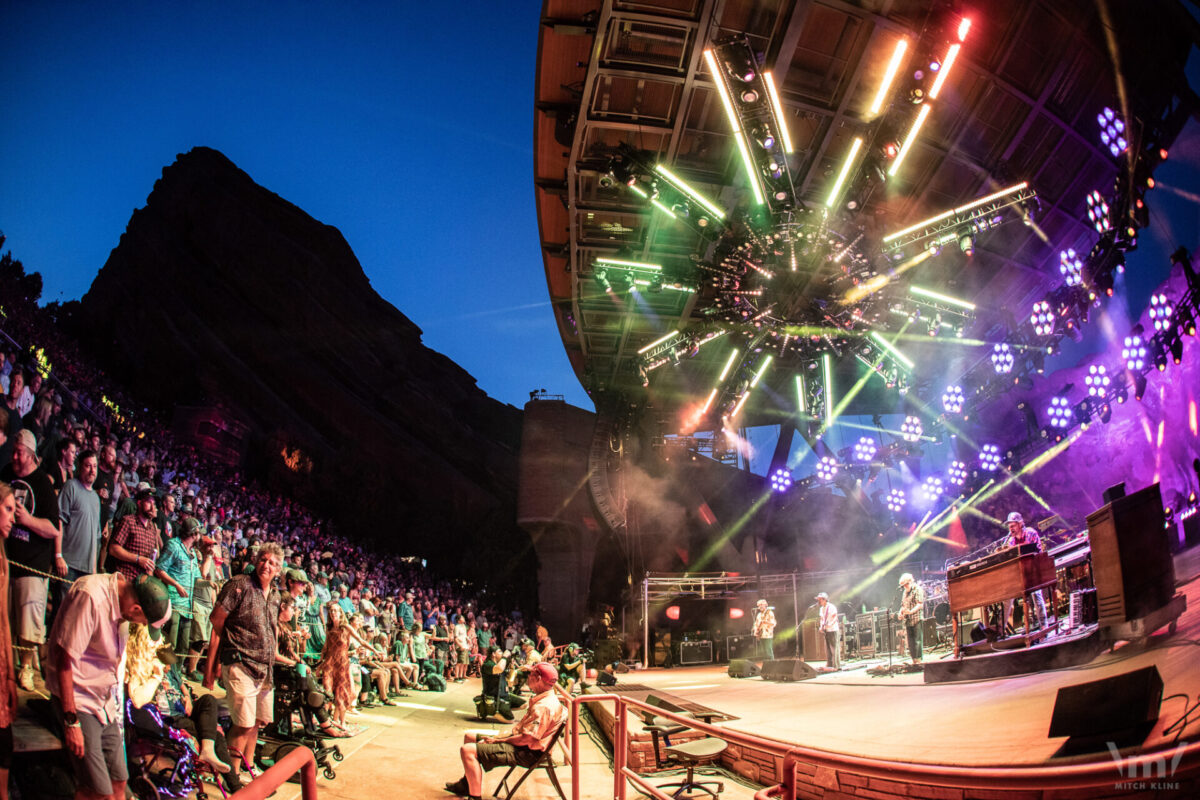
left=973, top=266, right=1200, bottom=531
left=76, top=146, right=532, bottom=582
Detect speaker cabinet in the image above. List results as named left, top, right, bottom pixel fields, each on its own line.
left=725, top=634, right=756, bottom=660
left=801, top=619, right=827, bottom=662
left=592, top=638, right=622, bottom=667
left=1049, top=666, right=1163, bottom=755
left=760, top=658, right=817, bottom=682
left=727, top=658, right=759, bottom=678
left=679, top=641, right=713, bottom=665
left=1185, top=512, right=1200, bottom=548
left=1086, top=483, right=1175, bottom=627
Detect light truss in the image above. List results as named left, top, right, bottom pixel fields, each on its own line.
left=882, top=183, right=1038, bottom=253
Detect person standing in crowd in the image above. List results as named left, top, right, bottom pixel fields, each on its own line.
left=0, top=374, right=25, bottom=469
left=898, top=573, right=925, bottom=666
left=0, top=482, right=20, bottom=800
left=47, top=571, right=172, bottom=800
left=1, top=430, right=62, bottom=692
left=185, top=536, right=222, bottom=681
left=50, top=448, right=101, bottom=629
left=155, top=516, right=203, bottom=673
left=752, top=599, right=776, bottom=662
left=815, top=592, right=841, bottom=671
left=93, top=442, right=118, bottom=537
left=203, top=543, right=283, bottom=784
left=107, top=486, right=161, bottom=580
left=399, top=590, right=415, bottom=632
left=49, top=438, right=76, bottom=494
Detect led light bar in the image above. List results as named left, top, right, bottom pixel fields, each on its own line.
left=883, top=181, right=1030, bottom=243
left=869, top=331, right=915, bottom=369
left=954, top=182, right=1028, bottom=214
left=822, top=353, right=835, bottom=423
left=704, top=49, right=765, bottom=205
left=763, top=71, right=793, bottom=153
left=701, top=387, right=718, bottom=414
left=928, top=43, right=961, bottom=100
left=887, top=103, right=931, bottom=178
left=730, top=391, right=750, bottom=418
left=825, top=137, right=863, bottom=208
left=637, top=329, right=680, bottom=355
left=750, top=355, right=773, bottom=387
left=654, top=164, right=727, bottom=220
left=718, top=348, right=740, bottom=381
left=795, top=374, right=807, bottom=413
left=957, top=17, right=972, bottom=41
left=595, top=258, right=663, bottom=271
left=869, top=39, right=909, bottom=116
left=909, top=285, right=976, bottom=310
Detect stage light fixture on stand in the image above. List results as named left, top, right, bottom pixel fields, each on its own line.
left=1134, top=373, right=1148, bottom=401
left=1097, top=107, right=1129, bottom=158
left=886, top=489, right=907, bottom=512
left=1031, top=300, right=1054, bottom=336
left=919, top=476, right=944, bottom=503
left=948, top=460, right=968, bottom=485
left=1086, top=190, right=1112, bottom=234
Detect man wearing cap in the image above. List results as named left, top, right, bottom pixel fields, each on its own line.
left=155, top=517, right=204, bottom=672
left=445, top=661, right=568, bottom=800
left=897, top=573, right=925, bottom=665
left=815, top=593, right=841, bottom=671
left=1001, top=513, right=1048, bottom=631
left=108, top=485, right=161, bottom=581
left=203, top=542, right=283, bottom=783
left=1, top=428, right=62, bottom=692
left=47, top=571, right=172, bottom=800
left=752, top=599, right=776, bottom=661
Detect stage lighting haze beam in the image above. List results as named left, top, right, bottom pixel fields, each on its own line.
left=763, top=71, right=793, bottom=154
left=718, top=348, right=740, bottom=381
left=888, top=104, right=931, bottom=178
left=654, top=164, right=727, bottom=220
left=825, top=137, right=863, bottom=208
left=909, top=285, right=976, bottom=310
left=869, top=331, right=915, bottom=369
left=869, top=39, right=909, bottom=116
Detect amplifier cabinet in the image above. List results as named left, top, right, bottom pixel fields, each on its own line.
left=679, top=640, right=713, bottom=665
left=1086, top=483, right=1174, bottom=627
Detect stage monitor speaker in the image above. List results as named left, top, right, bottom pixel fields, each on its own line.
left=760, top=658, right=817, bottom=682
left=727, top=659, right=759, bottom=678
left=1048, top=666, right=1163, bottom=755
left=1086, top=483, right=1174, bottom=627
left=593, top=638, right=622, bottom=667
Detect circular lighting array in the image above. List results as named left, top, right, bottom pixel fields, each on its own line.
left=1097, top=107, right=1128, bottom=158
left=1085, top=364, right=1110, bottom=398
left=942, top=384, right=965, bottom=414
left=1123, top=334, right=1147, bottom=371
left=815, top=457, right=839, bottom=481
left=886, top=489, right=907, bottom=512
left=980, top=444, right=1002, bottom=471
left=1149, top=293, right=1173, bottom=332
left=948, top=460, right=968, bottom=486
left=901, top=416, right=923, bottom=442
left=769, top=467, right=793, bottom=493
left=1086, top=190, right=1111, bottom=233
left=853, top=437, right=877, bottom=462
left=1047, top=396, right=1072, bottom=428
left=991, top=342, right=1014, bottom=374
left=1059, top=249, right=1083, bottom=287
left=1031, top=300, right=1054, bottom=336
left=919, top=476, right=944, bottom=503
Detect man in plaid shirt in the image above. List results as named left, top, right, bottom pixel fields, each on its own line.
left=107, top=487, right=161, bottom=580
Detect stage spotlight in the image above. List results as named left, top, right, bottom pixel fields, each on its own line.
left=1086, top=190, right=1111, bottom=234
left=1123, top=334, right=1147, bottom=371
left=980, top=443, right=1002, bottom=471
left=948, top=460, right=968, bottom=486
left=1085, top=364, right=1110, bottom=398
left=901, top=416, right=923, bottom=442
left=1031, top=300, right=1054, bottom=336
left=959, top=232, right=974, bottom=256
left=854, top=437, right=878, bottom=462
left=886, top=489, right=907, bottom=512
left=1169, top=334, right=1183, bottom=365
left=919, top=476, right=944, bottom=503
left=752, top=125, right=776, bottom=150
left=1154, top=347, right=1168, bottom=372
left=991, top=342, right=1014, bottom=374
left=1114, top=384, right=1128, bottom=404
left=1134, top=373, right=1147, bottom=401
left=1098, top=402, right=1112, bottom=424
left=770, top=467, right=793, bottom=493
left=1059, top=249, right=1083, bottom=286
left=815, top=457, right=839, bottom=481
left=942, top=384, right=965, bottom=414
left=1178, top=305, right=1196, bottom=336
left=1149, top=292, right=1174, bottom=332
left=1047, top=396, right=1072, bottom=428
left=1097, top=107, right=1128, bottom=157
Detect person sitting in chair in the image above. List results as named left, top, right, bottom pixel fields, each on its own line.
left=445, top=661, right=567, bottom=800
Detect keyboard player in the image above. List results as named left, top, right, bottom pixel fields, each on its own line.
left=1001, top=512, right=1049, bottom=631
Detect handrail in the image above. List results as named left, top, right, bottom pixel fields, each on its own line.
left=568, top=693, right=1200, bottom=800
left=230, top=744, right=318, bottom=800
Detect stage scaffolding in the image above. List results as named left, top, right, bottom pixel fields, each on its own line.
left=640, top=564, right=937, bottom=668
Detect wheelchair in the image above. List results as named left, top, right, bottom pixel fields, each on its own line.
left=125, top=700, right=236, bottom=800
left=255, top=665, right=344, bottom=781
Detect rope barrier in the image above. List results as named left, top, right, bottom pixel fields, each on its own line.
left=7, top=559, right=74, bottom=584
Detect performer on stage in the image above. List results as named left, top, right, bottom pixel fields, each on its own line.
left=897, top=573, right=924, bottom=665
left=815, top=593, right=840, bottom=670
left=1001, top=512, right=1049, bottom=631
left=752, top=599, right=775, bottom=661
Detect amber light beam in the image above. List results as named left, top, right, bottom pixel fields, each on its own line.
left=868, top=38, right=909, bottom=116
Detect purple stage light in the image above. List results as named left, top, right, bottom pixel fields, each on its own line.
left=1047, top=396, right=1072, bottom=428
left=919, top=476, right=944, bottom=503
left=853, top=436, right=877, bottom=462
left=942, top=385, right=965, bottom=414
left=769, top=467, right=793, bottom=493
left=948, top=460, right=968, bottom=486
left=1059, top=249, right=1083, bottom=287
left=886, top=489, right=907, bottom=512
left=815, top=456, right=839, bottom=481
left=1123, top=334, right=1147, bottom=371
left=1097, top=107, right=1128, bottom=158
left=1086, top=190, right=1111, bottom=234
left=979, top=444, right=1001, bottom=471
left=901, top=415, right=923, bottom=442
left=991, top=342, right=1014, bottom=374
left=1085, top=364, right=1110, bottom=398
left=1031, top=300, right=1054, bottom=336
left=1149, top=292, right=1173, bottom=332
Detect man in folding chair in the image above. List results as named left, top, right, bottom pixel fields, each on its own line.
left=445, top=661, right=567, bottom=800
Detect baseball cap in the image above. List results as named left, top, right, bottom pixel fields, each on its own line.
left=287, top=568, right=310, bottom=585
left=1005, top=512, right=1024, bottom=524
left=529, top=662, right=558, bottom=685
left=136, top=486, right=157, bottom=501
left=180, top=517, right=204, bottom=537
left=14, top=429, right=38, bottom=458
left=815, top=592, right=829, bottom=600
left=134, top=575, right=173, bottom=640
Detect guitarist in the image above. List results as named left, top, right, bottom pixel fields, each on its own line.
left=897, top=573, right=925, bottom=665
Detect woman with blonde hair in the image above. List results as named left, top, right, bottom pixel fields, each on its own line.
left=316, top=603, right=356, bottom=729
left=0, top=482, right=18, bottom=800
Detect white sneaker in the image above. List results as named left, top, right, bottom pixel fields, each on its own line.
left=17, top=665, right=34, bottom=692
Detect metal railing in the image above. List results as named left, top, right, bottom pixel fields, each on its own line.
left=568, top=693, right=1200, bottom=800
left=230, top=744, right=319, bottom=800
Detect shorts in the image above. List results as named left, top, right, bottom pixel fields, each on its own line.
left=0, top=725, right=11, bottom=770
left=53, top=699, right=127, bottom=796
left=476, top=740, right=544, bottom=771
left=456, top=646, right=469, bottom=663
left=222, top=662, right=274, bottom=727
left=13, top=576, right=49, bottom=644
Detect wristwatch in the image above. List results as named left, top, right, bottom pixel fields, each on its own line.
left=62, top=710, right=81, bottom=727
